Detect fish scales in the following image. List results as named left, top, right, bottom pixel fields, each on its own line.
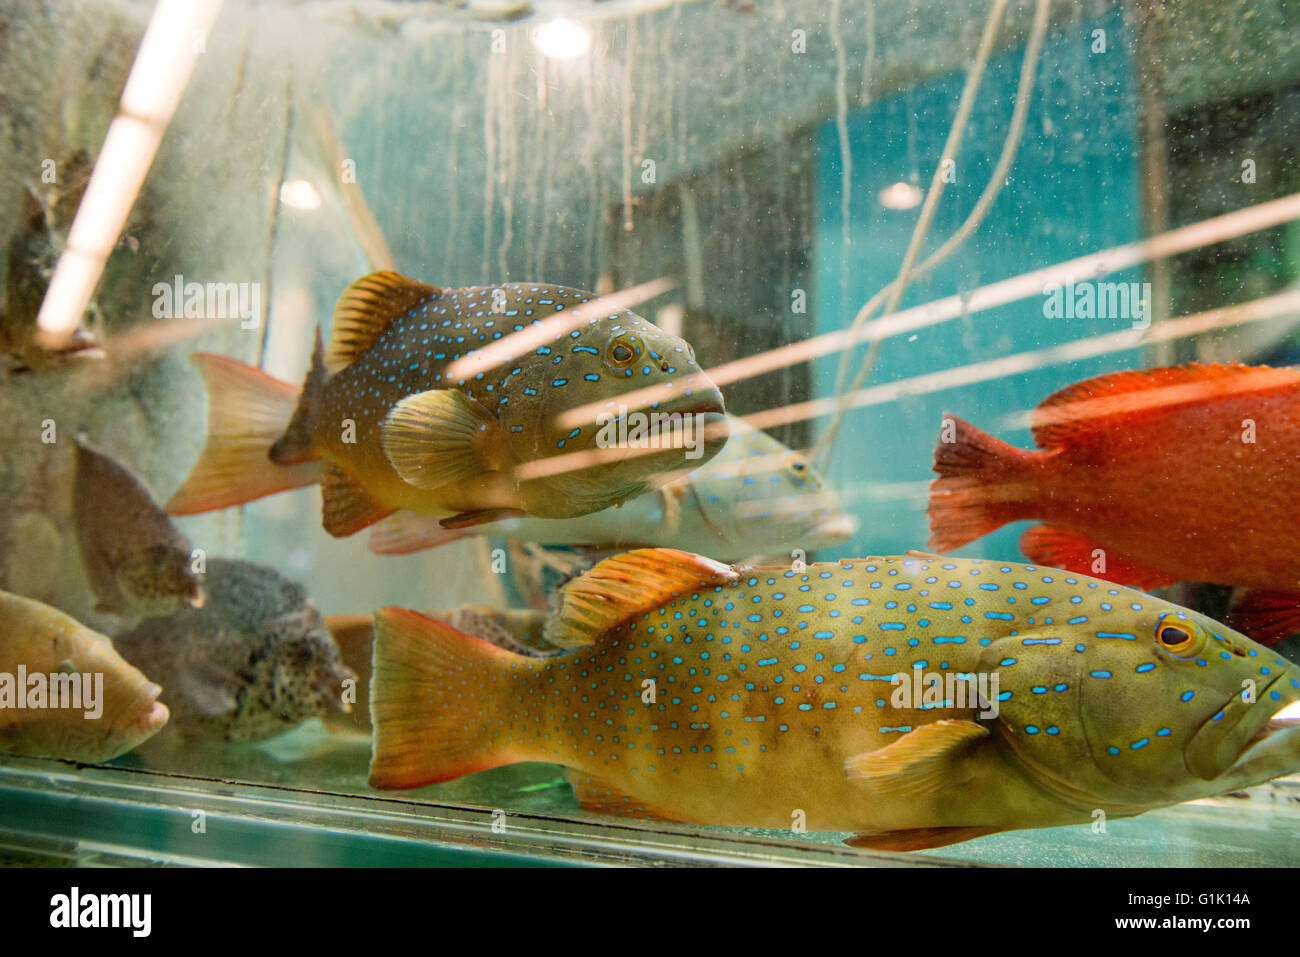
left=168, top=271, right=726, bottom=535
left=370, top=550, right=1300, bottom=847
left=368, top=416, right=853, bottom=560
left=929, top=362, right=1300, bottom=642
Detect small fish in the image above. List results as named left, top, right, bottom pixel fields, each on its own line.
left=369, top=417, right=855, bottom=561
left=368, top=549, right=1300, bottom=850
left=166, top=271, right=727, bottom=536
left=112, top=558, right=354, bottom=743
left=0, top=590, right=169, bottom=763
left=2, top=156, right=104, bottom=371
left=73, top=437, right=205, bottom=618
left=927, top=363, right=1300, bottom=644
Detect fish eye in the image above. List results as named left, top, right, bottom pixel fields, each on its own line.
left=605, top=333, right=642, bottom=370
left=1155, top=614, right=1204, bottom=658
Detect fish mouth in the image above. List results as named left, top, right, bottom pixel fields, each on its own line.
left=115, top=681, right=171, bottom=744
left=806, top=514, right=857, bottom=547
left=1185, top=671, right=1300, bottom=782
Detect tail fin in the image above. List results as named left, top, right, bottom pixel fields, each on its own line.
left=927, top=414, right=1038, bottom=553
left=166, top=348, right=323, bottom=514
left=368, top=607, right=529, bottom=789
left=368, top=510, right=470, bottom=555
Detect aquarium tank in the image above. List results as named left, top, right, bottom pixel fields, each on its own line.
left=0, top=0, right=1299, bottom=869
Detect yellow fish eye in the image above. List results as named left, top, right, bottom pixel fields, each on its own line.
left=1155, top=615, right=1204, bottom=658
left=605, top=333, right=642, bottom=370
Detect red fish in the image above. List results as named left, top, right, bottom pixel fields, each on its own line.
left=927, top=363, right=1300, bottom=644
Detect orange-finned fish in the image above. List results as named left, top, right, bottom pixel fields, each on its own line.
left=0, top=590, right=169, bottom=763
left=367, top=548, right=1300, bottom=851
left=927, top=363, right=1300, bottom=644
left=166, top=271, right=727, bottom=536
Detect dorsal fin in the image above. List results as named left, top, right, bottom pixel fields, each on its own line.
left=1031, top=362, right=1300, bottom=448
left=544, top=548, right=738, bottom=649
left=326, top=271, right=439, bottom=374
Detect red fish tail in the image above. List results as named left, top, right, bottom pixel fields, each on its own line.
left=368, top=607, right=530, bottom=789
left=927, top=414, right=1039, bottom=552
left=166, top=343, right=323, bottom=515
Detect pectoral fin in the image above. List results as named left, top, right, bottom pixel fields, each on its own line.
left=846, top=826, right=1004, bottom=852
left=845, top=719, right=989, bottom=797
left=1019, top=525, right=1178, bottom=591
left=381, top=389, right=499, bottom=491
left=1228, top=588, right=1300, bottom=645
left=177, top=659, right=241, bottom=717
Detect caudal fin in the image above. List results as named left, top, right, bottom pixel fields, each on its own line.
left=927, top=414, right=1038, bottom=553
left=368, top=510, right=469, bottom=555
left=368, top=607, right=530, bottom=789
left=166, top=351, right=322, bottom=514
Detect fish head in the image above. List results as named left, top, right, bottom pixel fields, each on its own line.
left=975, top=584, right=1300, bottom=812
left=503, top=308, right=727, bottom=517
left=117, top=544, right=206, bottom=616
left=266, top=605, right=357, bottom=719
left=689, top=423, right=855, bottom=556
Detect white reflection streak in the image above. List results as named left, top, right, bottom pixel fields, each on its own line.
left=557, top=193, right=1300, bottom=431
left=35, top=0, right=224, bottom=346
left=739, top=288, right=1300, bottom=433
left=443, top=277, right=676, bottom=382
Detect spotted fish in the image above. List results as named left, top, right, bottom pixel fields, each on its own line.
left=73, top=436, right=205, bottom=618
left=369, top=548, right=1300, bottom=850
left=112, top=558, right=354, bottom=743
left=166, top=271, right=727, bottom=536
left=0, top=590, right=169, bottom=763
left=369, top=416, right=854, bottom=561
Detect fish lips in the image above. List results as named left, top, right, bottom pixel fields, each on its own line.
left=1185, top=670, right=1300, bottom=781
left=100, top=680, right=170, bottom=758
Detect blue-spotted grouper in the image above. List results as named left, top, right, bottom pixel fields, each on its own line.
left=367, top=549, right=1300, bottom=851
left=167, top=272, right=726, bottom=536
left=368, top=416, right=854, bottom=561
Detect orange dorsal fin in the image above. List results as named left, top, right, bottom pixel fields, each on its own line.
left=1030, top=363, right=1300, bottom=449
left=565, top=770, right=686, bottom=823
left=326, top=271, right=439, bottom=374
left=544, top=549, right=739, bottom=649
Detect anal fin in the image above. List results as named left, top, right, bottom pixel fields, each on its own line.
left=1019, top=525, right=1179, bottom=590
left=1228, top=588, right=1300, bottom=645
left=565, top=770, right=684, bottom=823
left=846, top=826, right=1004, bottom=852
left=322, top=462, right=394, bottom=537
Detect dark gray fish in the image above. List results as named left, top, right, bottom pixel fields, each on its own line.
left=113, top=558, right=355, bottom=743
left=73, top=437, right=205, bottom=618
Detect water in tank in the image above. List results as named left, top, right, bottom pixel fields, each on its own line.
left=1, top=0, right=1299, bottom=867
